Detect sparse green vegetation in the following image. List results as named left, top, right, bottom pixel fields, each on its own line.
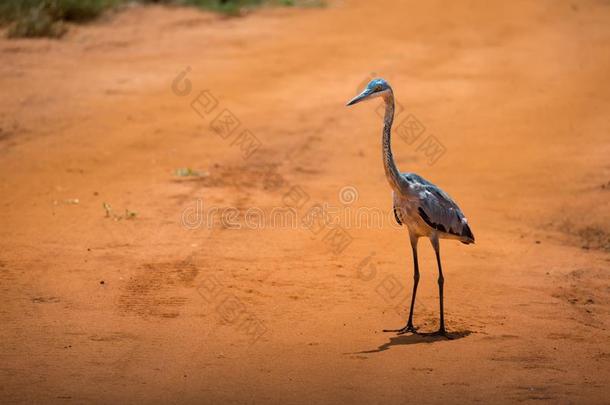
left=6, top=3, right=66, bottom=38
left=2, top=0, right=120, bottom=38
left=0, top=0, right=325, bottom=38
left=181, top=0, right=264, bottom=16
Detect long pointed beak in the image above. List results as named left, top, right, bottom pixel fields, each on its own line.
left=346, top=89, right=372, bottom=106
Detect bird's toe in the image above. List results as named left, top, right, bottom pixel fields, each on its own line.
left=383, top=324, right=418, bottom=334
left=425, top=329, right=453, bottom=339
left=396, top=325, right=419, bottom=335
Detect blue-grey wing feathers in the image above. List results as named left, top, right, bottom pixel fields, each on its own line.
left=402, top=173, right=475, bottom=244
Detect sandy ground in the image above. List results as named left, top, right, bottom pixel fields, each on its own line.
left=1, top=0, right=609, bottom=403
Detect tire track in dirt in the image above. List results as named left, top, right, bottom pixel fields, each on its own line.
left=118, top=260, right=199, bottom=319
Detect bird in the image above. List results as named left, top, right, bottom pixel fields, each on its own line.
left=346, top=78, right=474, bottom=338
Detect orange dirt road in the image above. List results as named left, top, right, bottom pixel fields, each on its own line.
left=1, top=0, right=609, bottom=403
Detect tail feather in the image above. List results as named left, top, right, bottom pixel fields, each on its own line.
left=460, top=223, right=475, bottom=244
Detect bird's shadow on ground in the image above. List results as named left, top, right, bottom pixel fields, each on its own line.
left=353, top=330, right=472, bottom=354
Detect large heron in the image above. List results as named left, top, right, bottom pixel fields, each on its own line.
left=347, top=78, right=474, bottom=337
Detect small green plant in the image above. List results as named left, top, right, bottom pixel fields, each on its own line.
left=103, top=202, right=137, bottom=220
left=174, top=167, right=208, bottom=177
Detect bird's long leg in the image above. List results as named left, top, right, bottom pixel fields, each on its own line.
left=383, top=235, right=419, bottom=335
left=431, top=236, right=451, bottom=338
left=401, top=236, right=420, bottom=334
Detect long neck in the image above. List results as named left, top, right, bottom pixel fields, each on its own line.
left=382, top=91, right=402, bottom=191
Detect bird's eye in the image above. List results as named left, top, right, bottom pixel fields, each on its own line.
left=375, top=85, right=382, bottom=92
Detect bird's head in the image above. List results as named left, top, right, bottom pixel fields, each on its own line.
left=346, top=78, right=391, bottom=106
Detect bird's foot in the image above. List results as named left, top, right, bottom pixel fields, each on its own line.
left=383, top=324, right=418, bottom=335
left=426, top=328, right=453, bottom=340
